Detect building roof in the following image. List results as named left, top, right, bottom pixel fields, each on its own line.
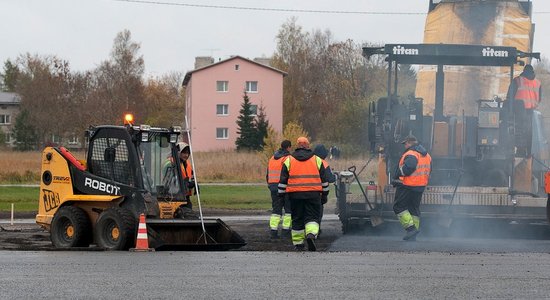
left=182, top=55, right=287, bottom=87
left=0, top=92, right=20, bottom=104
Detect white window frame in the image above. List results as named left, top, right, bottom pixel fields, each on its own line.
left=4, top=131, right=12, bottom=143
left=216, top=104, right=229, bottom=116
left=216, top=128, right=228, bottom=139
left=52, top=134, right=62, bottom=144
left=68, top=135, right=79, bottom=145
left=0, top=114, right=10, bottom=124
left=245, top=81, right=258, bottom=93
left=216, top=81, right=229, bottom=92
left=249, top=104, right=258, bottom=116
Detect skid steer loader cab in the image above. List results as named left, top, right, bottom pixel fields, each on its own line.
left=36, top=123, right=245, bottom=251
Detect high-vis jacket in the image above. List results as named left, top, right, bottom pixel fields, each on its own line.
left=278, top=148, right=330, bottom=198
left=285, top=156, right=323, bottom=193
left=514, top=76, right=541, bottom=109
left=266, top=149, right=290, bottom=184
left=181, top=161, right=193, bottom=196
left=398, top=149, right=432, bottom=187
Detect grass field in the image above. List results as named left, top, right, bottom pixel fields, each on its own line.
left=0, top=185, right=274, bottom=212
left=0, top=149, right=378, bottom=212
left=0, top=149, right=377, bottom=184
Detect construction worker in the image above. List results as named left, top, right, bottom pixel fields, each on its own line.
left=391, top=134, right=432, bottom=241
left=506, top=64, right=542, bottom=156
left=507, top=64, right=542, bottom=110
left=313, top=144, right=336, bottom=236
left=266, top=140, right=292, bottom=239
left=278, top=137, right=330, bottom=251
left=163, top=142, right=197, bottom=219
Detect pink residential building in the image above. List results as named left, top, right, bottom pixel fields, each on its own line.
left=182, top=56, right=286, bottom=151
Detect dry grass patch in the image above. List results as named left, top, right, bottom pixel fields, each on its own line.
left=0, top=149, right=378, bottom=184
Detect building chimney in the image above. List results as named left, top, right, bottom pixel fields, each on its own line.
left=253, top=57, right=272, bottom=66
left=194, top=56, right=214, bottom=69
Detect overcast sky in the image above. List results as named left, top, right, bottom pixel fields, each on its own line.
left=2, top=0, right=550, bottom=78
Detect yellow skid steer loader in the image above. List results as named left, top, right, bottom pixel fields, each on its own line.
left=36, top=123, right=245, bottom=250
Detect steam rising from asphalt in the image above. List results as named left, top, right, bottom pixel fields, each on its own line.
left=333, top=218, right=550, bottom=253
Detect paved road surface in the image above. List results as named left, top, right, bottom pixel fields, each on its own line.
left=1, top=251, right=550, bottom=299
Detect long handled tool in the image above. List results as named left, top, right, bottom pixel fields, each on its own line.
left=348, top=166, right=384, bottom=227
left=438, top=169, right=463, bottom=228
left=184, top=115, right=213, bottom=244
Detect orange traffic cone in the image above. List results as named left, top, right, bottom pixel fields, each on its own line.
left=130, top=213, right=154, bottom=252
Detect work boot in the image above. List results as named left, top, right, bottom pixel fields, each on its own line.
left=281, top=229, right=291, bottom=238
left=270, top=230, right=279, bottom=239
left=403, top=226, right=419, bottom=241
left=306, top=233, right=316, bottom=251
left=294, top=244, right=305, bottom=251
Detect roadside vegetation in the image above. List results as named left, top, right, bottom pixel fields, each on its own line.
left=0, top=149, right=378, bottom=212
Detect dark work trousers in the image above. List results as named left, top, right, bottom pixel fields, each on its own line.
left=392, top=186, right=423, bottom=217
left=269, top=185, right=291, bottom=215
left=318, top=194, right=327, bottom=227
left=289, top=196, right=321, bottom=232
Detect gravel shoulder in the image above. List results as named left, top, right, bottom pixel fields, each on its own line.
left=0, top=206, right=342, bottom=251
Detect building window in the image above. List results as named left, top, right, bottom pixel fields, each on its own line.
left=245, top=81, right=258, bottom=93
left=216, top=104, right=229, bottom=116
left=0, top=114, right=10, bottom=124
left=235, top=64, right=239, bottom=71
left=216, top=128, right=228, bottom=139
left=68, top=135, right=79, bottom=145
left=4, top=131, right=12, bottom=143
left=52, top=134, right=62, bottom=144
left=250, top=105, right=258, bottom=116
left=216, top=81, right=228, bottom=92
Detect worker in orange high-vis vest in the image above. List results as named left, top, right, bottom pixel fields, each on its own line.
left=391, top=135, right=432, bottom=241
left=506, top=64, right=542, bottom=156
left=507, top=64, right=542, bottom=110
left=177, top=142, right=198, bottom=218
left=278, top=137, right=330, bottom=251
left=266, top=140, right=292, bottom=239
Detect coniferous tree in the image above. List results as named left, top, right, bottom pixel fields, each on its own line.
left=12, top=109, right=38, bottom=151
left=235, top=92, right=258, bottom=151
left=254, top=103, right=269, bottom=150
left=1, top=59, right=19, bottom=92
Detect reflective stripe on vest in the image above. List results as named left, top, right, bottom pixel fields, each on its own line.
left=399, top=150, right=431, bottom=187
left=514, top=76, right=541, bottom=109
left=285, top=156, right=323, bottom=193
left=267, top=155, right=287, bottom=184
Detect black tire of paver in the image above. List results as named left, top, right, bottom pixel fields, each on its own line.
left=50, top=206, right=92, bottom=248
left=94, top=208, right=136, bottom=250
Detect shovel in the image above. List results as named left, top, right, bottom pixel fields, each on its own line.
left=348, top=166, right=384, bottom=227
left=438, top=169, right=464, bottom=228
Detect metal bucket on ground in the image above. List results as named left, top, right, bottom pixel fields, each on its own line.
left=146, top=218, right=246, bottom=251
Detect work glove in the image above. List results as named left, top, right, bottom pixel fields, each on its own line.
left=321, top=194, right=328, bottom=205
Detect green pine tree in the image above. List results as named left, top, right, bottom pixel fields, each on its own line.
left=254, top=104, right=269, bottom=150
left=1, top=59, right=20, bottom=92
left=235, top=92, right=258, bottom=151
left=13, top=109, right=38, bottom=151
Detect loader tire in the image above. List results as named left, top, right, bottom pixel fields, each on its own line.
left=50, top=206, right=92, bottom=248
left=95, top=208, right=136, bottom=250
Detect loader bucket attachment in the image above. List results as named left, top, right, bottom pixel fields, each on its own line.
left=145, top=218, right=246, bottom=251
